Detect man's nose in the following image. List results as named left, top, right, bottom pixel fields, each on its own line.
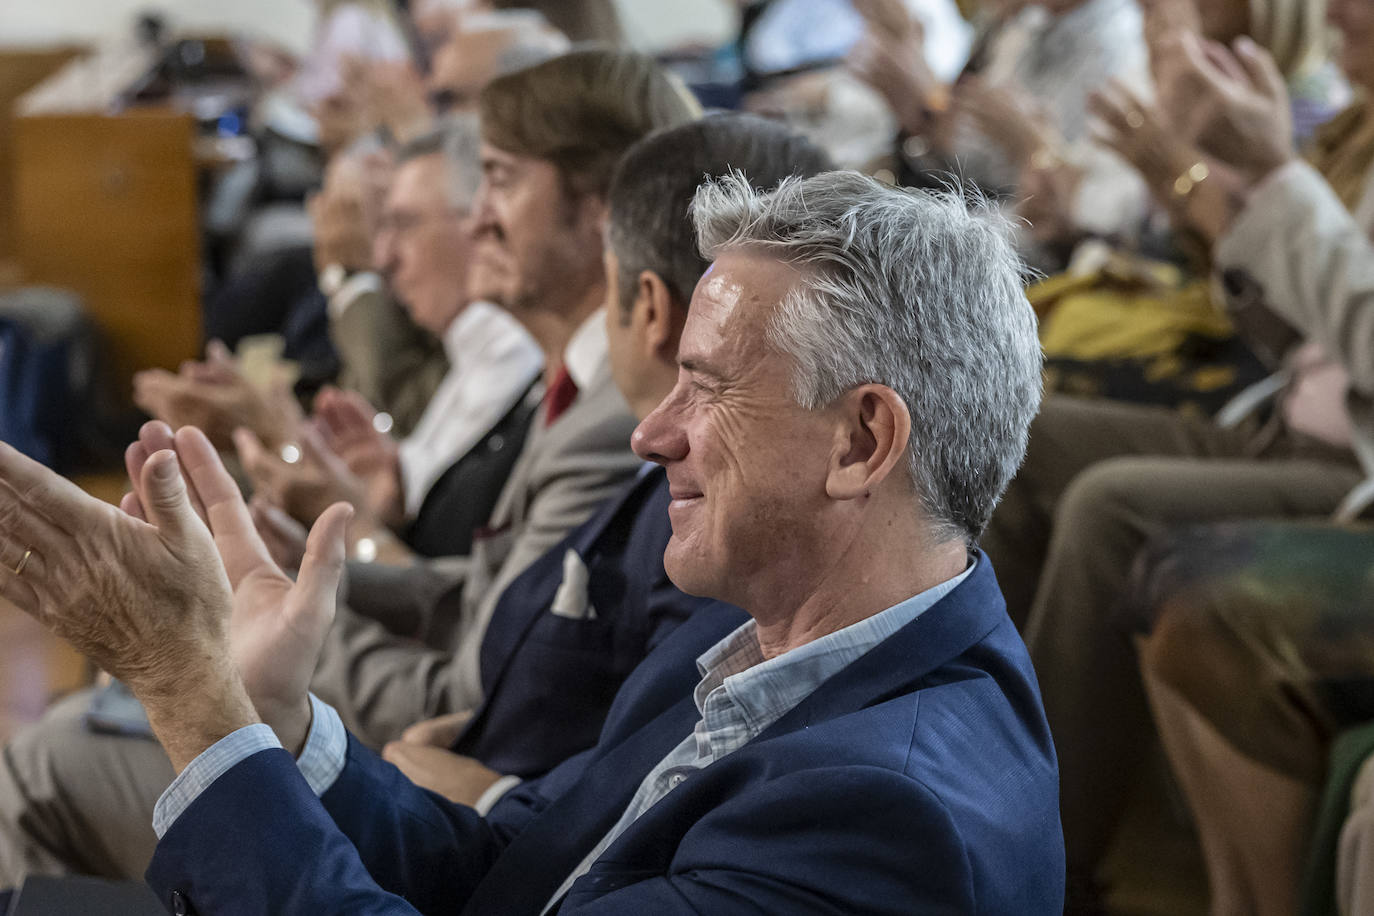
left=632, top=391, right=689, bottom=466
left=373, top=229, right=398, bottom=274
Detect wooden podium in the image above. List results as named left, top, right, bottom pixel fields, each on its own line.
left=10, top=43, right=202, bottom=395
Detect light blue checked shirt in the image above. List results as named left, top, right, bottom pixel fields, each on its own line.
left=153, top=693, right=347, bottom=837
left=541, top=557, right=975, bottom=912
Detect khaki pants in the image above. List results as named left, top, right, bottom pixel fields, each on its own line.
left=0, top=691, right=171, bottom=885
left=979, top=394, right=1363, bottom=880
left=0, top=601, right=460, bottom=885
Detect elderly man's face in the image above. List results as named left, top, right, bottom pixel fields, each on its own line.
left=631, top=251, right=838, bottom=604
left=375, top=153, right=472, bottom=336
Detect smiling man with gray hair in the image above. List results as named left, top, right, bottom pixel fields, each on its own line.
left=0, top=171, right=1062, bottom=913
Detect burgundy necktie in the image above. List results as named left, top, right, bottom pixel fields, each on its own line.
left=544, top=366, right=579, bottom=426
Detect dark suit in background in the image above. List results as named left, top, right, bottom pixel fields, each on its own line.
left=454, top=467, right=706, bottom=778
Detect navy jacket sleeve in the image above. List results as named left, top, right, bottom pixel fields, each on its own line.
left=147, top=735, right=531, bottom=916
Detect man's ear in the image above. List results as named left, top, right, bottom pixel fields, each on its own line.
left=636, top=271, right=683, bottom=361
left=825, top=385, right=912, bottom=501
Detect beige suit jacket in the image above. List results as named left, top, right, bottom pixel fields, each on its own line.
left=330, top=280, right=449, bottom=438
left=311, top=360, right=642, bottom=746
left=1217, top=160, right=1374, bottom=521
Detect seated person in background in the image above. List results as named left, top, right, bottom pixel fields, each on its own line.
left=137, top=10, right=570, bottom=446
left=313, top=144, right=452, bottom=439
left=1018, top=0, right=1339, bottom=415
left=979, top=24, right=1374, bottom=913
left=0, top=168, right=1060, bottom=914
left=1133, top=521, right=1374, bottom=916
left=849, top=0, right=1152, bottom=252
left=238, top=119, right=544, bottom=562
left=381, top=112, right=833, bottom=807
left=0, top=48, right=699, bottom=888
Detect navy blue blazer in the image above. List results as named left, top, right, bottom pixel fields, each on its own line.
left=453, top=467, right=709, bottom=777
left=146, top=558, right=1064, bottom=914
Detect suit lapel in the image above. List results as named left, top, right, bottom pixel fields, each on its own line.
left=760, top=556, right=1006, bottom=739
left=470, top=471, right=657, bottom=712
left=460, top=690, right=701, bottom=916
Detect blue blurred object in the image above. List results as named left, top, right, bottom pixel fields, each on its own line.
left=0, top=289, right=95, bottom=471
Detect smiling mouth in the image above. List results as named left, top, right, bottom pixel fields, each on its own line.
left=667, top=491, right=703, bottom=515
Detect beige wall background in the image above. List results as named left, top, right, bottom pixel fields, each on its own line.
left=0, top=0, right=737, bottom=53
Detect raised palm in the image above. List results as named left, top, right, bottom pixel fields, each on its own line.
left=125, top=422, right=351, bottom=751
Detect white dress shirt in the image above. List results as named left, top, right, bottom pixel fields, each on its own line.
left=396, top=301, right=543, bottom=517
left=561, top=308, right=609, bottom=393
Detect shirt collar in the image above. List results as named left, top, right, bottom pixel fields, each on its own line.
left=563, top=309, right=608, bottom=391
left=443, top=300, right=514, bottom=364
left=692, top=556, right=977, bottom=738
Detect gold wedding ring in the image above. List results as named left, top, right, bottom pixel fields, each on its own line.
left=13, top=548, right=31, bottom=576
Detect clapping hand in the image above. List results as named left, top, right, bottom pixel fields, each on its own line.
left=234, top=421, right=368, bottom=529
left=133, top=340, right=302, bottom=452
left=314, top=386, right=404, bottom=526
left=0, top=433, right=247, bottom=773
left=1152, top=32, right=1295, bottom=185
left=124, top=421, right=353, bottom=757
left=1089, top=79, right=1202, bottom=206
left=846, top=0, right=941, bottom=136
left=953, top=76, right=1059, bottom=168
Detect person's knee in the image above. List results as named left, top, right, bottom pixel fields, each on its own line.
left=1052, top=459, right=1146, bottom=550
left=1140, top=598, right=1227, bottom=700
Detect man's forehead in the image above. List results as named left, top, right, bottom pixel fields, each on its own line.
left=388, top=154, right=445, bottom=207
left=682, top=253, right=796, bottom=365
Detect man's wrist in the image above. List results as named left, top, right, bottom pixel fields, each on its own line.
left=139, top=664, right=261, bottom=774
left=252, top=693, right=314, bottom=757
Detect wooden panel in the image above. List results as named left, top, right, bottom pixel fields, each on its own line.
left=0, top=47, right=83, bottom=263
left=13, top=109, right=201, bottom=393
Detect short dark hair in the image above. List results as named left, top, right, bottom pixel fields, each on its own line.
left=607, top=113, right=833, bottom=316
left=479, top=48, right=701, bottom=200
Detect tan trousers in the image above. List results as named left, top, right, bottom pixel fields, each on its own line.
left=0, top=691, right=171, bottom=885
left=978, top=394, right=1363, bottom=882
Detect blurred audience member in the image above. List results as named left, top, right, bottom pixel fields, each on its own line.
left=981, top=21, right=1374, bottom=911
left=851, top=0, right=1151, bottom=249
left=236, top=120, right=543, bottom=561
left=1134, top=522, right=1374, bottom=916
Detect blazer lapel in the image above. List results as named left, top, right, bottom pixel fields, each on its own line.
left=471, top=472, right=656, bottom=709
left=460, top=691, right=701, bottom=916
left=759, top=555, right=1007, bottom=739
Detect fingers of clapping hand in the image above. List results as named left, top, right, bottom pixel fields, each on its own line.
left=1232, top=35, right=1286, bottom=103
left=133, top=449, right=204, bottom=550
left=249, top=496, right=308, bottom=571
left=178, top=427, right=276, bottom=585
left=1088, top=81, right=1150, bottom=144
left=288, top=501, right=352, bottom=630
left=126, top=421, right=208, bottom=526
left=233, top=427, right=286, bottom=503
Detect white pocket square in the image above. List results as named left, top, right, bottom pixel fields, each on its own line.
left=550, top=549, right=597, bottom=620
